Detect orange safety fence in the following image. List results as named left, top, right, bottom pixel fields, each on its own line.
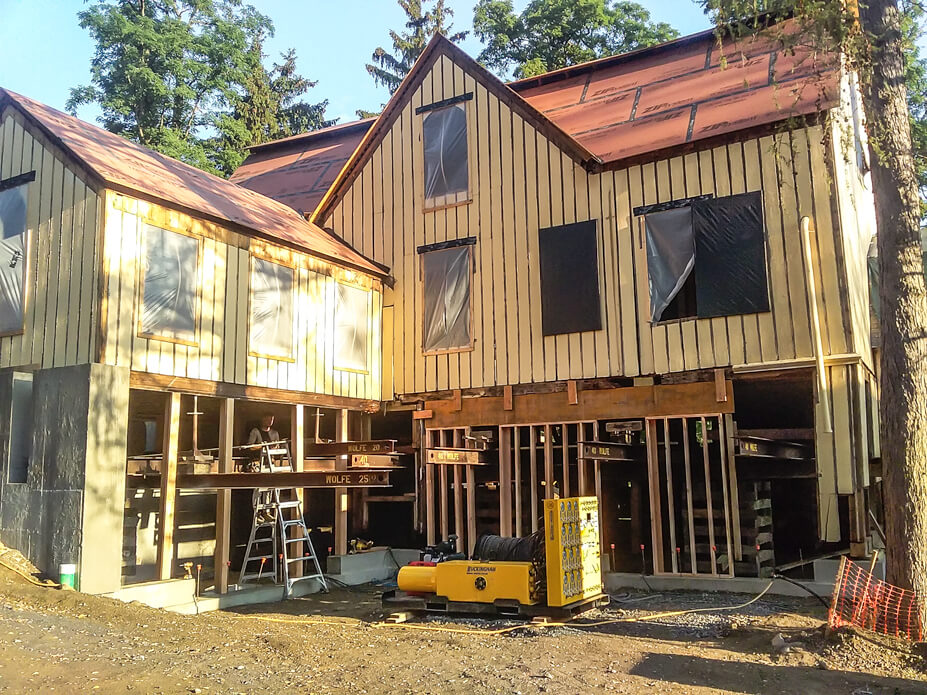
left=828, top=555, right=924, bottom=642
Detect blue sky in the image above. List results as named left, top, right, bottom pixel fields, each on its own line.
left=0, top=0, right=710, bottom=125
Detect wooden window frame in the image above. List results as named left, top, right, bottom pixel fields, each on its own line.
left=136, top=223, right=203, bottom=348
left=333, top=280, right=372, bottom=375
left=421, top=100, right=473, bottom=213
left=420, top=244, right=475, bottom=356
left=247, top=253, right=298, bottom=363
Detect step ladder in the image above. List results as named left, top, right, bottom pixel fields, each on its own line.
left=238, top=440, right=328, bottom=596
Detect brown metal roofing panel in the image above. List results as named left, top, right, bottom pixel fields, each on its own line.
left=1, top=88, right=384, bottom=276
left=545, top=89, right=636, bottom=135
left=515, top=73, right=588, bottom=112
left=231, top=128, right=367, bottom=215
left=573, top=107, right=693, bottom=163
left=581, top=42, right=709, bottom=101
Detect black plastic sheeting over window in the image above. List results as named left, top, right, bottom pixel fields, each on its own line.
left=538, top=220, right=602, bottom=336
left=644, top=192, right=769, bottom=322
left=140, top=224, right=198, bottom=343
left=644, top=207, right=695, bottom=323
left=423, top=104, right=468, bottom=201
left=0, top=183, right=27, bottom=334
left=249, top=257, right=294, bottom=359
left=334, top=283, right=370, bottom=372
left=422, top=245, right=471, bottom=353
left=692, top=191, right=770, bottom=318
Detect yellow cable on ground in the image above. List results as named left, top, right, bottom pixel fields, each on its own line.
left=0, top=550, right=60, bottom=589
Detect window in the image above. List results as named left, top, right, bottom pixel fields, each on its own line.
left=641, top=191, right=770, bottom=323
left=8, top=373, right=33, bottom=484
left=423, top=103, right=468, bottom=207
left=139, top=224, right=199, bottom=344
left=0, top=179, right=29, bottom=335
left=421, top=243, right=472, bottom=353
left=334, top=282, right=370, bottom=372
left=249, top=257, right=295, bottom=360
left=538, top=220, right=602, bottom=336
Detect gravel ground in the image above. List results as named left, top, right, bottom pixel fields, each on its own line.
left=0, top=555, right=923, bottom=694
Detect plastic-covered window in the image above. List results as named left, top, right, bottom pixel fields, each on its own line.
left=0, top=183, right=28, bottom=334
left=250, top=258, right=295, bottom=360
left=139, top=224, right=198, bottom=343
left=423, top=104, right=468, bottom=205
left=644, top=207, right=696, bottom=323
left=422, top=246, right=471, bottom=353
left=334, top=283, right=369, bottom=372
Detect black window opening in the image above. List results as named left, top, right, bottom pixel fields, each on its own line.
left=538, top=220, right=603, bottom=336
left=8, top=373, right=33, bottom=484
left=421, top=245, right=472, bottom=353
left=643, top=191, right=770, bottom=323
left=423, top=103, right=468, bottom=207
left=0, top=180, right=29, bottom=334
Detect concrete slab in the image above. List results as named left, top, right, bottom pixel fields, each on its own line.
left=326, top=547, right=418, bottom=586
left=814, top=556, right=884, bottom=583
left=605, top=573, right=835, bottom=600
left=104, top=578, right=198, bottom=610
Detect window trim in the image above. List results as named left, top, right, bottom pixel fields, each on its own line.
left=421, top=100, right=472, bottom=212
left=136, top=223, right=203, bottom=347
left=0, top=177, right=33, bottom=338
left=247, top=253, right=298, bottom=363
left=420, top=244, right=475, bottom=356
left=333, top=280, right=372, bottom=374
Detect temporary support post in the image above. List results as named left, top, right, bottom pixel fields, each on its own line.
left=663, top=418, right=678, bottom=573
left=425, top=428, right=436, bottom=546
left=499, top=427, right=513, bottom=536
left=453, top=428, right=465, bottom=550
left=214, top=397, right=234, bottom=594
left=718, top=415, right=735, bottom=576
left=335, top=408, right=349, bottom=556
left=529, top=426, right=539, bottom=532
left=290, top=404, right=305, bottom=577
left=701, top=416, right=718, bottom=576
left=543, top=425, right=554, bottom=499
left=645, top=419, right=664, bottom=573
left=439, top=430, right=449, bottom=540
left=157, top=391, right=182, bottom=581
left=513, top=426, right=523, bottom=537
left=682, top=417, right=697, bottom=573
left=593, top=421, right=604, bottom=557
left=465, top=426, right=477, bottom=556
left=562, top=424, right=570, bottom=498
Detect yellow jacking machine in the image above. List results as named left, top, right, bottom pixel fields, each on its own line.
left=389, top=496, right=606, bottom=617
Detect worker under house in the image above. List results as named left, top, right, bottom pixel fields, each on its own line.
left=0, top=18, right=880, bottom=598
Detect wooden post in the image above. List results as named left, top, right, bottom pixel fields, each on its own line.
left=562, top=423, right=570, bottom=498
left=529, top=426, right=539, bottom=532
left=157, top=392, right=181, bottom=581
left=717, top=415, right=735, bottom=577
left=593, top=421, right=604, bottom=559
left=499, top=427, right=513, bottom=536
left=723, top=414, right=743, bottom=561
left=682, top=417, right=697, bottom=575
left=425, top=428, right=436, bottom=546
left=358, top=415, right=371, bottom=531
left=663, top=418, right=678, bottom=573
left=439, top=430, right=449, bottom=540
left=214, top=397, right=234, bottom=594
left=453, top=428, right=465, bottom=550
left=645, top=418, right=664, bottom=574
left=334, top=408, right=349, bottom=556
left=513, top=426, right=522, bottom=537
left=701, top=416, right=718, bottom=576
left=290, top=404, right=305, bottom=577
left=543, top=425, right=554, bottom=499
left=577, top=422, right=587, bottom=496
left=465, top=427, right=476, bottom=556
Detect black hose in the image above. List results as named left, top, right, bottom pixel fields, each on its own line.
left=772, top=572, right=830, bottom=608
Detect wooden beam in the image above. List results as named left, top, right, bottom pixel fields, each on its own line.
left=129, top=371, right=378, bottom=411
left=214, top=397, right=234, bottom=594
left=426, top=380, right=734, bottom=429
left=177, top=470, right=391, bottom=489
left=412, top=409, right=433, bottom=420
left=499, top=427, right=513, bottom=536
left=335, top=409, right=349, bottom=556
left=157, top=392, right=181, bottom=581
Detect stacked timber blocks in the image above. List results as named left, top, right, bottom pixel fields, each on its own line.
left=739, top=481, right=775, bottom=577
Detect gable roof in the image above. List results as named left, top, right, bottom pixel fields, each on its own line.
left=311, top=23, right=838, bottom=224
left=230, top=118, right=373, bottom=215
left=511, top=21, right=838, bottom=166
left=312, top=33, right=599, bottom=223
left=0, top=88, right=387, bottom=278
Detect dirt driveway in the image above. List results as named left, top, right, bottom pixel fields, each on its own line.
left=0, top=566, right=923, bottom=694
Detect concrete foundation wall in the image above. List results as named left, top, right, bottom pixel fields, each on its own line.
left=0, top=364, right=129, bottom=594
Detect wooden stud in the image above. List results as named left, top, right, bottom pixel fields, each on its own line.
left=561, top=423, right=570, bottom=498
left=466, top=427, right=477, bottom=556
left=513, top=426, right=523, bottom=537
left=214, top=397, right=234, bottom=594
left=681, top=417, right=697, bottom=575
left=453, top=428, right=465, bottom=550
left=290, top=404, right=305, bottom=577
left=425, top=429, right=436, bottom=545
left=335, top=408, right=349, bottom=556
left=157, top=391, right=181, bottom=581
left=714, top=369, right=728, bottom=402
left=567, top=380, right=578, bottom=405
left=499, top=426, right=513, bottom=536
left=543, top=425, right=554, bottom=499
left=503, top=385, right=513, bottom=411
left=700, top=416, right=718, bottom=576
left=439, top=429, right=450, bottom=540
left=720, top=414, right=740, bottom=568
left=645, top=419, right=663, bottom=574
left=529, top=425, right=539, bottom=532
left=577, top=422, right=587, bottom=496
left=663, top=418, right=678, bottom=573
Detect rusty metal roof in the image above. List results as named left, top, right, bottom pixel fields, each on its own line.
left=511, top=23, right=839, bottom=165
left=0, top=88, right=386, bottom=277
left=230, top=119, right=373, bottom=216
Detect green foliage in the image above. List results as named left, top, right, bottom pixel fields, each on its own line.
left=366, top=0, right=468, bottom=95
left=473, top=0, right=678, bottom=79
left=68, top=0, right=333, bottom=177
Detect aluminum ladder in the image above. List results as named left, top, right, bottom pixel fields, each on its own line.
left=238, top=440, right=328, bottom=596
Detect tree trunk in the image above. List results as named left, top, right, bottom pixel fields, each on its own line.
left=858, top=0, right=927, bottom=620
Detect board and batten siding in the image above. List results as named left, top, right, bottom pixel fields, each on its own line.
left=324, top=53, right=861, bottom=399
left=0, top=106, right=103, bottom=371
left=101, top=192, right=383, bottom=401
